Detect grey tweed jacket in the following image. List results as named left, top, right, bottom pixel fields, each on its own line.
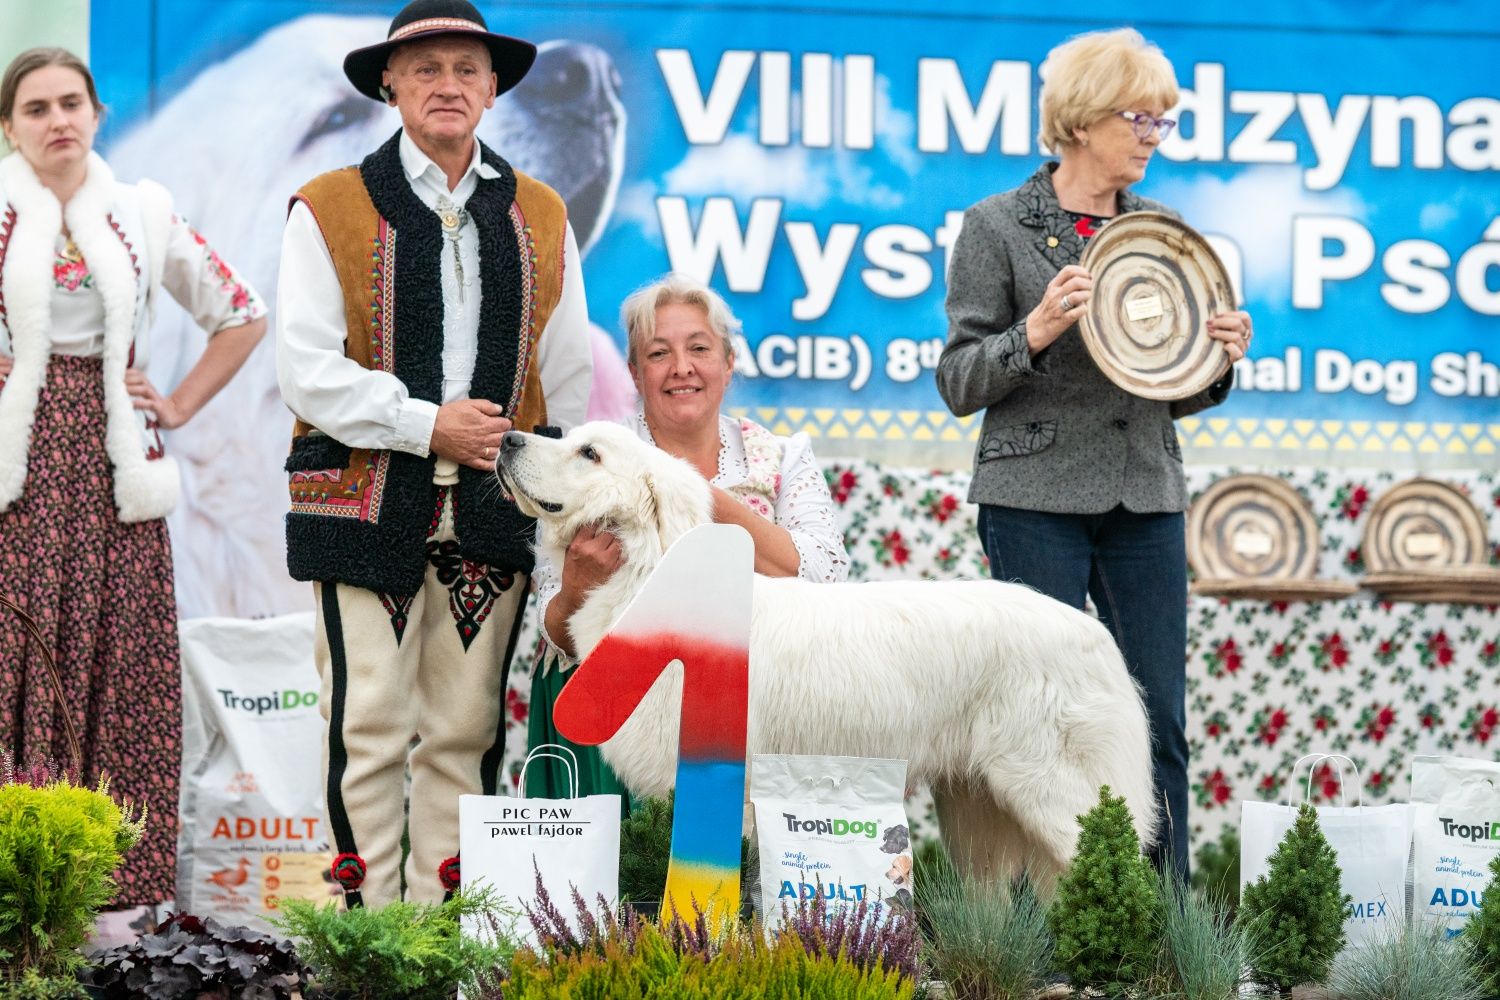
left=936, top=163, right=1232, bottom=515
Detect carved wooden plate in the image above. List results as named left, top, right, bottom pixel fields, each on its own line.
left=1361, top=478, right=1490, bottom=572
left=1078, top=211, right=1235, bottom=401
left=1188, top=474, right=1319, bottom=582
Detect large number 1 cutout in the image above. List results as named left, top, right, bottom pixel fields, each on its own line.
left=552, top=524, right=752, bottom=922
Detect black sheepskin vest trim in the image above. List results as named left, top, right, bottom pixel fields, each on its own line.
left=285, top=131, right=537, bottom=598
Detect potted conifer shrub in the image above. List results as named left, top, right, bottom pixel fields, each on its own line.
left=1238, top=802, right=1348, bottom=997
left=1047, top=786, right=1160, bottom=996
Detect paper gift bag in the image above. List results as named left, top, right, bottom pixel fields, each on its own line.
left=460, top=745, right=621, bottom=948
left=1241, top=753, right=1412, bottom=950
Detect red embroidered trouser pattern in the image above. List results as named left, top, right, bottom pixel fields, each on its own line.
left=0, top=355, right=181, bottom=906
left=313, top=486, right=527, bottom=907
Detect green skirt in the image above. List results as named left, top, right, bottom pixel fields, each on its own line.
left=525, top=655, right=633, bottom=819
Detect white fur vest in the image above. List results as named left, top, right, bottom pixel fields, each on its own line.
left=0, top=150, right=177, bottom=522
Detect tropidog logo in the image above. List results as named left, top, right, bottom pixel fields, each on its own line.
left=217, top=689, right=318, bottom=716
left=782, top=812, right=878, bottom=838
left=1439, top=817, right=1500, bottom=843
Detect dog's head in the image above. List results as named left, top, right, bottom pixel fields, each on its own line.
left=497, top=422, right=712, bottom=558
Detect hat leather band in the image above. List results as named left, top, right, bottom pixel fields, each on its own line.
left=390, top=17, right=487, bottom=41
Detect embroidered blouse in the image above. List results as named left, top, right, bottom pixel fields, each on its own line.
left=533, top=412, right=851, bottom=667
left=47, top=217, right=264, bottom=357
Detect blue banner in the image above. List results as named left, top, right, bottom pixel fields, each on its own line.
left=90, top=0, right=1500, bottom=468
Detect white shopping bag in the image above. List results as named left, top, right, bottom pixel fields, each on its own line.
left=459, top=745, right=620, bottom=948
left=1241, top=754, right=1413, bottom=951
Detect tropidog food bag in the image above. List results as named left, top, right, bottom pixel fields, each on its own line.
left=1410, top=755, right=1500, bottom=935
left=750, top=754, right=913, bottom=930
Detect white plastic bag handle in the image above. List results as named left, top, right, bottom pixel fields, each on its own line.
left=1286, top=752, right=1363, bottom=808
left=520, top=743, right=580, bottom=799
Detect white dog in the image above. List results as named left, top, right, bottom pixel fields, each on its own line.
left=498, top=422, right=1157, bottom=883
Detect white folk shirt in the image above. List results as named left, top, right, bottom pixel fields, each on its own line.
left=275, top=130, right=592, bottom=458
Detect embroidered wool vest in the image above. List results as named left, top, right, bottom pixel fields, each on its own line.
left=284, top=131, right=567, bottom=597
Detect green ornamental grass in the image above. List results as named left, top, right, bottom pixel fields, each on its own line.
left=1329, top=918, right=1482, bottom=1000
left=917, top=849, right=1052, bottom=1000
left=1238, top=802, right=1348, bottom=995
left=1151, top=872, right=1260, bottom=1000
left=1047, top=785, right=1161, bottom=992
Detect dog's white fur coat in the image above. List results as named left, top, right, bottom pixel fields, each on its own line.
left=500, top=422, right=1157, bottom=879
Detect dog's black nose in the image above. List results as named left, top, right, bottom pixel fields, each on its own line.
left=501, top=431, right=526, bottom=454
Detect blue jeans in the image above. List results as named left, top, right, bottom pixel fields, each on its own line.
left=978, top=503, right=1190, bottom=881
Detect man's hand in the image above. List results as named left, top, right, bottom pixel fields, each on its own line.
left=430, top=398, right=512, bottom=470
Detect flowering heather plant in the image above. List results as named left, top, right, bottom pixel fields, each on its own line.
left=780, top=883, right=921, bottom=982
left=513, top=860, right=920, bottom=987
left=0, top=750, right=78, bottom=789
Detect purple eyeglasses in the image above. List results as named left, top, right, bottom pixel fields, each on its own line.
left=1118, top=110, right=1176, bottom=141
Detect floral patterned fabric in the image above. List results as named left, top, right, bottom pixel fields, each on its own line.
left=497, top=459, right=1499, bottom=851
left=0, top=356, right=181, bottom=905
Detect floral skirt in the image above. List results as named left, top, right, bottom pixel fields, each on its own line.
left=0, top=355, right=181, bottom=906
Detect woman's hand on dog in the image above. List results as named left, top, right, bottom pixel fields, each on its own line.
left=563, top=524, right=624, bottom=593
left=431, top=398, right=512, bottom=469
left=545, top=524, right=624, bottom=659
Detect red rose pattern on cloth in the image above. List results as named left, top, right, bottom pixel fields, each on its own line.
left=0, top=355, right=181, bottom=905
left=488, top=459, right=1496, bottom=848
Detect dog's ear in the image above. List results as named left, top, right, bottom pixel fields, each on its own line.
left=640, top=454, right=712, bottom=548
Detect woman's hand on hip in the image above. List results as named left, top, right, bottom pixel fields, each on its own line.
left=0, top=355, right=11, bottom=385
left=125, top=368, right=188, bottom=429
left=1206, top=310, right=1253, bottom=363
left=1025, top=265, right=1093, bottom=353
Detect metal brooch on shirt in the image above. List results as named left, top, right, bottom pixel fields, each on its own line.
left=436, top=195, right=468, bottom=303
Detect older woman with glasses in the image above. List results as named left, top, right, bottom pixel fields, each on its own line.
left=935, top=28, right=1252, bottom=882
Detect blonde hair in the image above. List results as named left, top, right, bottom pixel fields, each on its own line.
left=621, top=272, right=739, bottom=366
left=1037, top=28, right=1179, bottom=152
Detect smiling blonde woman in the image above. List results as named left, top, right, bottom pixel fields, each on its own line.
left=525, top=272, right=850, bottom=805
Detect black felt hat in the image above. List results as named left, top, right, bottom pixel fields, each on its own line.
left=343, top=0, right=537, bottom=102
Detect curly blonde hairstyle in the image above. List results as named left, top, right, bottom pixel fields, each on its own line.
left=620, top=272, right=739, bottom=367
left=1037, top=28, right=1179, bottom=152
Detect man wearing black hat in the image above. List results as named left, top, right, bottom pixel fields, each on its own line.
left=275, top=0, right=592, bottom=907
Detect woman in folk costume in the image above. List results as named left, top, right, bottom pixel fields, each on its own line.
left=0, top=48, right=267, bottom=905
left=528, top=273, right=850, bottom=805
